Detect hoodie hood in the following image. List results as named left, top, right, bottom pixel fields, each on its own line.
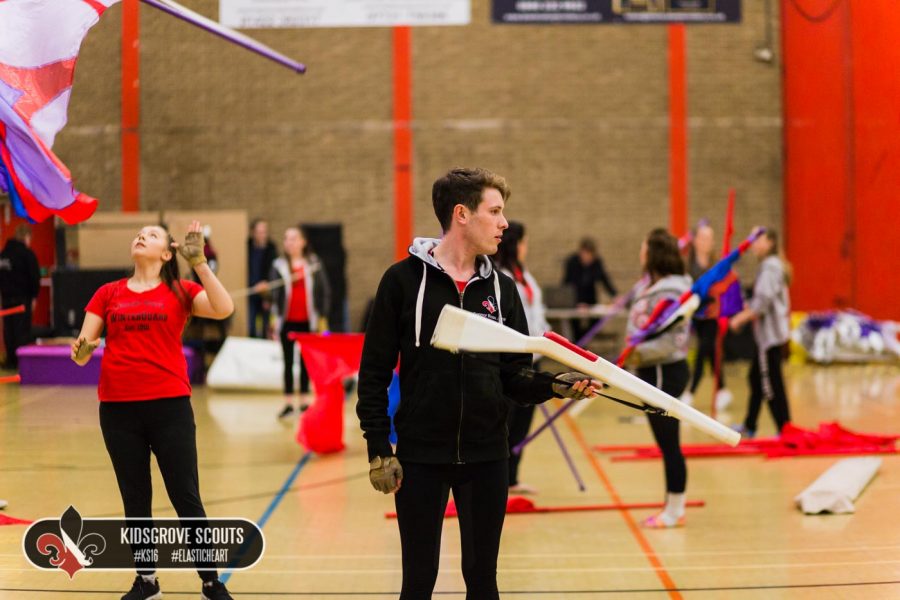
left=408, top=237, right=495, bottom=279
left=644, top=273, right=692, bottom=297
left=407, top=237, right=501, bottom=347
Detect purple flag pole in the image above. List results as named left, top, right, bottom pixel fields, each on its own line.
left=575, top=276, right=648, bottom=348
left=538, top=404, right=586, bottom=492
left=574, top=229, right=695, bottom=349
left=140, top=0, right=306, bottom=73
left=513, top=397, right=578, bottom=455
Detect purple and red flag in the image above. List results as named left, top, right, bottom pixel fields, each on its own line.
left=0, top=0, right=305, bottom=225
left=617, top=226, right=765, bottom=367
left=0, top=0, right=120, bottom=224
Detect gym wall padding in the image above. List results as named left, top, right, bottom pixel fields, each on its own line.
left=782, top=0, right=900, bottom=320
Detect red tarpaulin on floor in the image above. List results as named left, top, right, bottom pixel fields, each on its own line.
left=596, top=422, right=898, bottom=461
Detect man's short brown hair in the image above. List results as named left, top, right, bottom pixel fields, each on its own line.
left=432, top=167, right=510, bottom=233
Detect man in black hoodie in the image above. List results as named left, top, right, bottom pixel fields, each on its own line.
left=0, top=225, right=40, bottom=369
left=357, top=167, right=599, bottom=599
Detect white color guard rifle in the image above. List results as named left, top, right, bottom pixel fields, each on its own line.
left=430, top=305, right=741, bottom=447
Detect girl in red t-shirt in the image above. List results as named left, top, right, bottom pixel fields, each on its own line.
left=270, top=226, right=330, bottom=419
left=71, top=221, right=235, bottom=600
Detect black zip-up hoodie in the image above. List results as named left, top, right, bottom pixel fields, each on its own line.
left=357, top=238, right=556, bottom=465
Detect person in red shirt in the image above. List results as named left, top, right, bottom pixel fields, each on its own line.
left=71, top=221, right=235, bottom=600
left=270, top=226, right=330, bottom=419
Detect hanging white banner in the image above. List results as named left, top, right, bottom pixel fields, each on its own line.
left=219, top=0, right=471, bottom=28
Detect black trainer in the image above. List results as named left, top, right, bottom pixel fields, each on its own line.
left=201, top=579, right=233, bottom=600
left=277, top=404, right=295, bottom=419
left=121, top=575, right=162, bottom=600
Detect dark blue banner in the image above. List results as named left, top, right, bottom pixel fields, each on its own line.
left=493, top=1, right=741, bottom=24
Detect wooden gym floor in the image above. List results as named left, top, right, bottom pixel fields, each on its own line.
left=1, top=361, right=899, bottom=599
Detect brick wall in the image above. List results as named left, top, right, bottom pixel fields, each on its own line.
left=57, top=0, right=782, bottom=329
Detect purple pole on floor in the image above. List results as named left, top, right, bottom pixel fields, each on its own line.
left=538, top=404, right=586, bottom=492
left=140, top=0, right=307, bottom=73
left=513, top=397, right=578, bottom=455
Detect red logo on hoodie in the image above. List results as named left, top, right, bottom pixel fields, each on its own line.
left=482, top=296, right=497, bottom=315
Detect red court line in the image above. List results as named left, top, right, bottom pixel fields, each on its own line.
left=562, top=411, right=683, bottom=600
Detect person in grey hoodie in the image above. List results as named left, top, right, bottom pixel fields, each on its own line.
left=625, top=228, right=693, bottom=528
left=730, top=229, right=792, bottom=437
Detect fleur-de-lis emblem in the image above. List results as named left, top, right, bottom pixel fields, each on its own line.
left=34, top=506, right=106, bottom=578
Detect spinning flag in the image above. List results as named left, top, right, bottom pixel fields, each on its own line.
left=0, top=0, right=305, bottom=224
left=0, top=0, right=119, bottom=223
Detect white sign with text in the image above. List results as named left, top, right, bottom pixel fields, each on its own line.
left=220, top=0, right=471, bottom=28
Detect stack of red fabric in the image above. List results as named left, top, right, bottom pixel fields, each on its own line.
left=596, top=422, right=898, bottom=461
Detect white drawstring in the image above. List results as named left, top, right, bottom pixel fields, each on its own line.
left=415, top=262, right=427, bottom=347
left=493, top=270, right=503, bottom=324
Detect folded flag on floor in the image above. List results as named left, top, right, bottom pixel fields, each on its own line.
left=596, top=422, right=898, bottom=460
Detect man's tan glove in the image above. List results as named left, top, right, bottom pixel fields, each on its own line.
left=552, top=372, right=602, bottom=400
left=369, top=456, right=403, bottom=494
left=177, top=230, right=207, bottom=267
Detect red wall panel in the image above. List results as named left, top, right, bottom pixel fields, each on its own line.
left=850, top=3, right=900, bottom=320
left=783, top=0, right=900, bottom=320
left=782, top=0, right=854, bottom=312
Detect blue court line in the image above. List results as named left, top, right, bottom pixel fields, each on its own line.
left=220, top=451, right=313, bottom=584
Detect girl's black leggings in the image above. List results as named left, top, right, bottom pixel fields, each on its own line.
left=637, top=361, right=689, bottom=494
left=280, top=320, right=311, bottom=395
left=99, top=396, right=216, bottom=581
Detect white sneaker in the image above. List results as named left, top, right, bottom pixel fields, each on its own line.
left=679, top=391, right=694, bottom=406
left=715, top=389, right=733, bottom=410
left=0, top=499, right=7, bottom=510
left=509, top=483, right=539, bottom=495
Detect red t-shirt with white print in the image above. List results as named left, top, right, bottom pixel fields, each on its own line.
left=85, top=278, right=202, bottom=401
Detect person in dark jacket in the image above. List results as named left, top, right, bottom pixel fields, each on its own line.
left=357, top=167, right=600, bottom=600
left=563, top=237, right=618, bottom=341
left=0, top=225, right=40, bottom=369
left=247, top=219, right=277, bottom=338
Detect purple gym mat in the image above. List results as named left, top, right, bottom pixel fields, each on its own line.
left=17, top=345, right=200, bottom=385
